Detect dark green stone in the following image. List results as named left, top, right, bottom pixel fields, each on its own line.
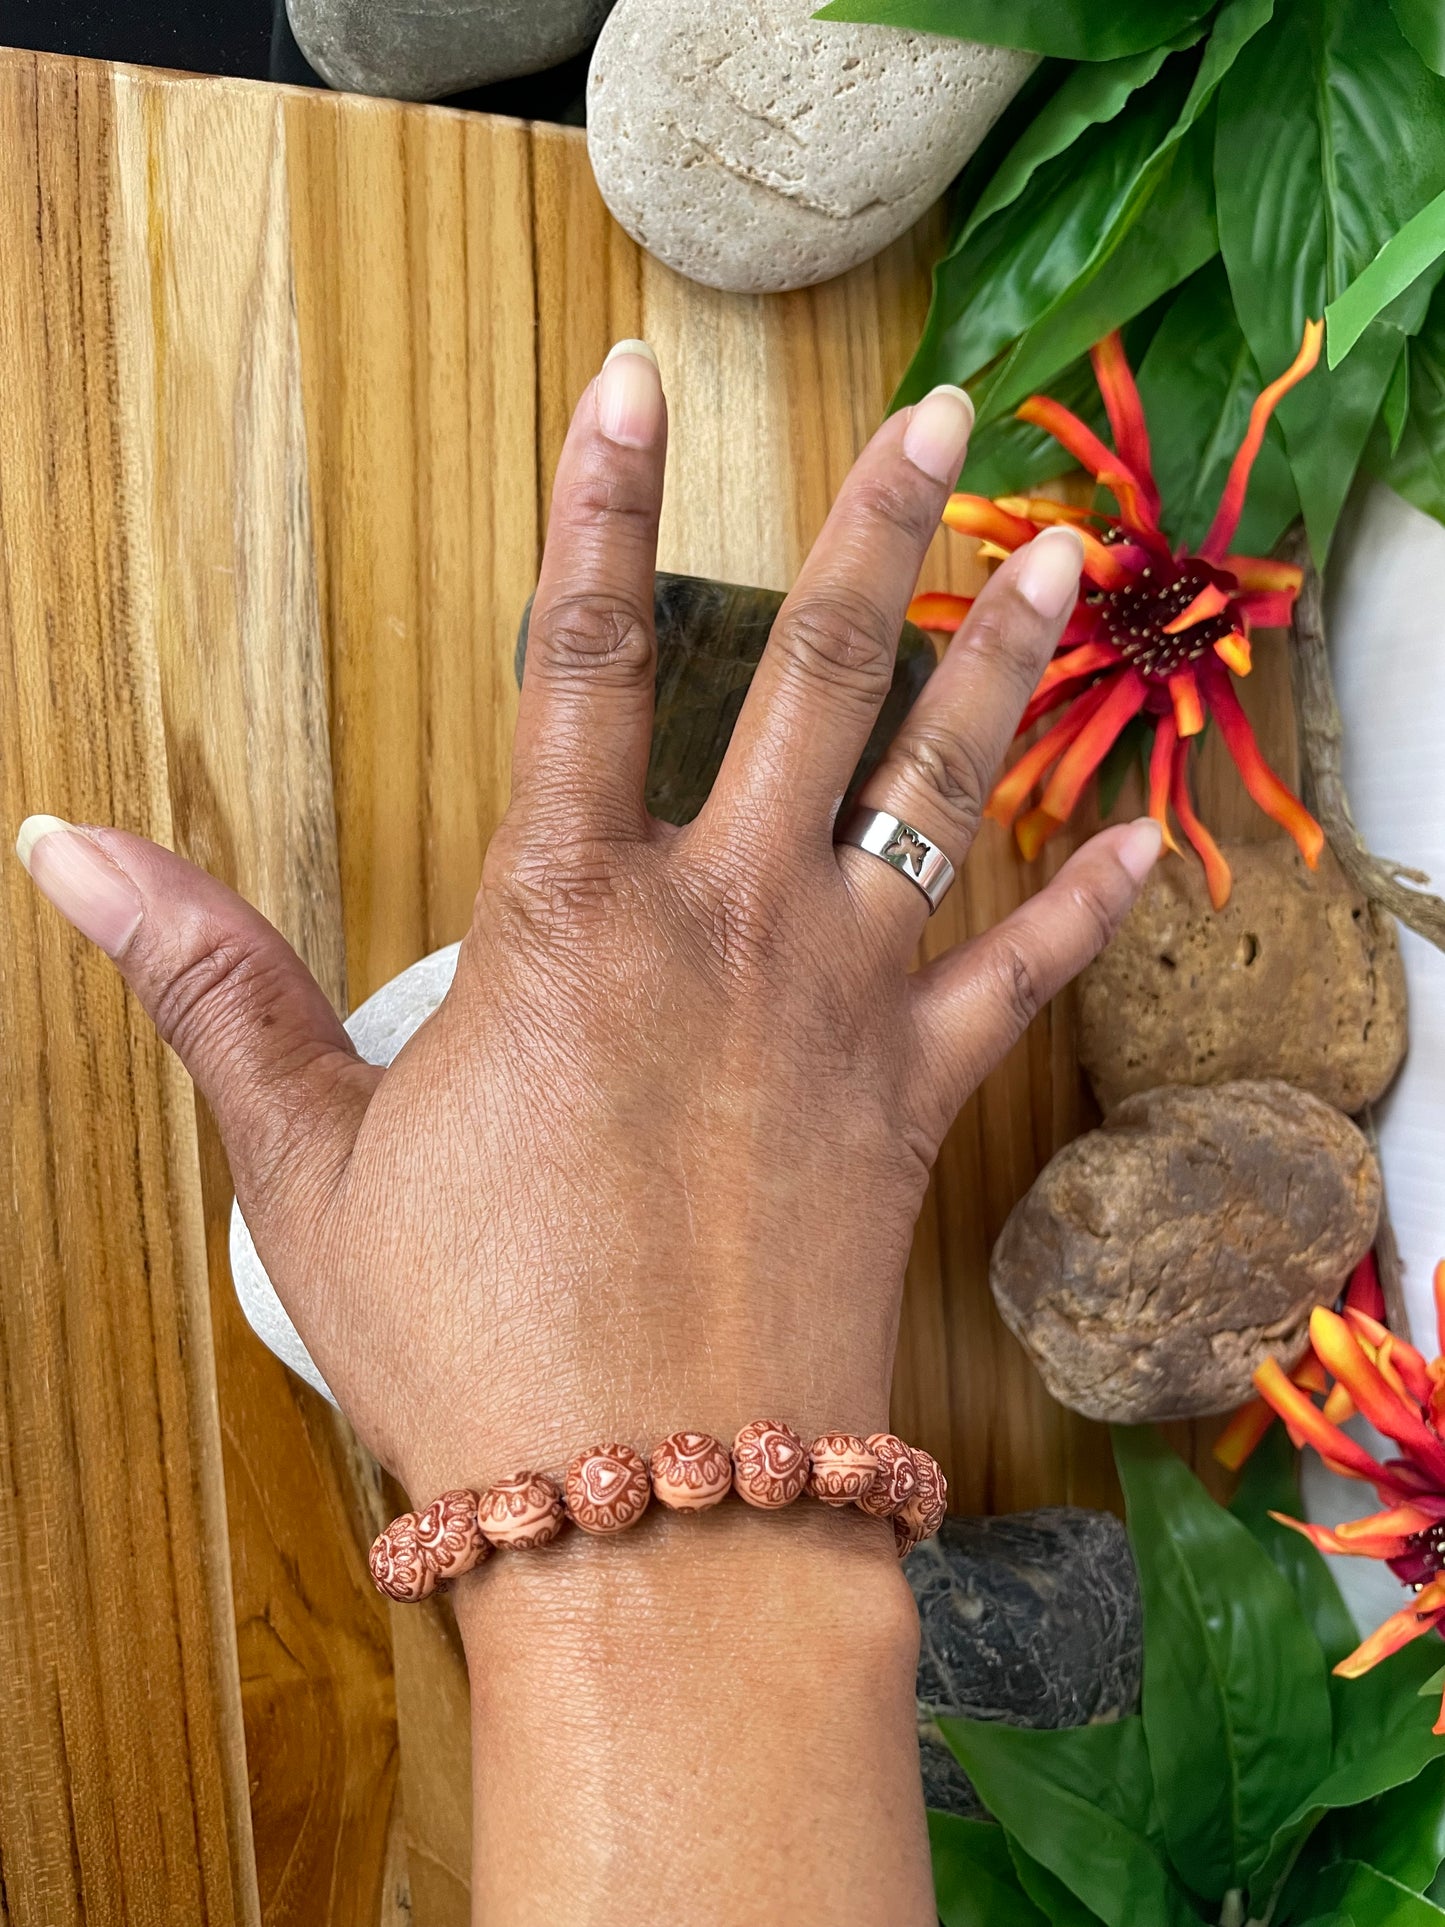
left=514, top=571, right=935, bottom=825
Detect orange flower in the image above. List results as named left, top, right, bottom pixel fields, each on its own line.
left=912, top=324, right=1325, bottom=907
left=1249, top=1259, right=1445, bottom=1734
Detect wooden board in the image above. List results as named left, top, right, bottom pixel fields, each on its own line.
left=0, top=45, right=1299, bottom=1923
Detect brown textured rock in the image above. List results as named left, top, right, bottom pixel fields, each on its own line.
left=989, top=1081, right=1381, bottom=1423
left=1079, top=843, right=1406, bottom=1116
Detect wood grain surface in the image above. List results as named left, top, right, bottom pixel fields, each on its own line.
left=0, top=45, right=1298, bottom=1923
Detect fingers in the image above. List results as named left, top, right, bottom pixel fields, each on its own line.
left=15, top=816, right=378, bottom=1245
left=510, top=341, right=669, bottom=834
left=704, top=387, right=975, bottom=839
left=839, top=526, right=1085, bottom=950
left=910, top=818, right=1163, bottom=1121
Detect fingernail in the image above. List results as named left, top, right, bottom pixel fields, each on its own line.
left=15, top=815, right=143, bottom=955
left=597, top=340, right=663, bottom=448
left=1017, top=526, right=1085, bottom=619
left=902, top=384, right=975, bottom=484
left=1118, top=816, right=1165, bottom=883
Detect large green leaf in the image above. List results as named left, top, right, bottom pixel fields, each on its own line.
left=896, top=61, right=1197, bottom=407
left=1134, top=258, right=1301, bottom=554
left=811, top=0, right=1215, bottom=61
left=924, top=0, right=1273, bottom=420
left=1327, top=185, right=1445, bottom=366
left=1331, top=1757, right=1445, bottom=1892
left=1007, top=1840, right=1113, bottom=1927
left=1369, top=277, right=1445, bottom=522
left=938, top=1714, right=1200, bottom=1927
left=1215, top=0, right=1445, bottom=560
left=1227, top=1426, right=1358, bottom=1673
left=1391, top=0, right=1445, bottom=75
left=1114, top=1428, right=1333, bottom=1902
left=928, top=1812, right=1050, bottom=1927
left=1297, top=1858, right=1445, bottom=1924
left=958, top=352, right=1104, bottom=495
left=1248, top=1641, right=1445, bottom=1915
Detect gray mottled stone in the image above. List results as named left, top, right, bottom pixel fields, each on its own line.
left=286, top=0, right=614, bottom=100
left=586, top=0, right=1035, bottom=292
left=909, top=1509, right=1143, bottom=1817
left=516, top=571, right=935, bottom=823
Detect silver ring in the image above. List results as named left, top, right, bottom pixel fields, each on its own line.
left=837, top=808, right=955, bottom=914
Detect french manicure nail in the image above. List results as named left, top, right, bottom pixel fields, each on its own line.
left=597, top=339, right=664, bottom=449
left=902, top=384, right=975, bottom=484
left=1017, top=525, right=1085, bottom=619
left=1118, top=816, right=1165, bottom=883
left=15, top=815, right=143, bottom=955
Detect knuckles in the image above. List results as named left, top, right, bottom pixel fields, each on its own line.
left=529, top=592, right=655, bottom=689
left=771, top=591, right=898, bottom=710
left=886, top=723, right=990, bottom=839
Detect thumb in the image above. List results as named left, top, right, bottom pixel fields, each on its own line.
left=16, top=814, right=378, bottom=1244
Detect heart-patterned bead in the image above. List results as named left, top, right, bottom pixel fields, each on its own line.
left=650, top=1431, right=732, bottom=1511
left=731, top=1419, right=808, bottom=1508
left=565, top=1443, right=652, bottom=1534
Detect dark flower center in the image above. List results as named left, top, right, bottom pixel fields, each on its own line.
left=1085, top=557, right=1234, bottom=680
left=1392, top=1523, right=1445, bottom=1590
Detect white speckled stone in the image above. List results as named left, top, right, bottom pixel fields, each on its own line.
left=228, top=943, right=462, bottom=1403
left=586, top=0, right=1034, bottom=293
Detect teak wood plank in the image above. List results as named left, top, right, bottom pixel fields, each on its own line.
left=0, top=51, right=257, bottom=1927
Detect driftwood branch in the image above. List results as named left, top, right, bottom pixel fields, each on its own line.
left=1286, top=523, right=1445, bottom=950
left=1358, top=1105, right=1410, bottom=1337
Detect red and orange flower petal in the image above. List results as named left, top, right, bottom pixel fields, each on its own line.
left=908, top=592, right=974, bottom=633
left=1016, top=395, right=1161, bottom=541
left=1214, top=1396, right=1279, bottom=1471
left=1310, top=1307, right=1445, bottom=1486
left=1435, top=1259, right=1445, bottom=1361
left=1207, top=671, right=1324, bottom=867
left=1090, top=332, right=1162, bottom=530
left=1345, top=1251, right=1386, bottom=1322
left=986, top=682, right=1113, bottom=830
left=1201, top=319, right=1324, bottom=562
left=1322, top=1382, right=1357, bottom=1426
left=942, top=494, right=1038, bottom=551
left=1037, top=669, right=1149, bottom=825
left=1169, top=739, right=1233, bottom=909
left=1225, top=556, right=1303, bottom=595
left=1252, top=1356, right=1408, bottom=1493
left=1236, top=589, right=1298, bottom=629
left=1168, top=670, right=1205, bottom=738
left=1214, top=632, right=1253, bottom=677
left=995, top=496, right=1100, bottom=527
left=1343, top=1311, right=1434, bottom=1406
left=1075, top=527, right=1137, bottom=592
left=1015, top=805, right=1064, bottom=862
left=1148, top=717, right=1182, bottom=854
left=1019, top=644, right=1120, bottom=733
left=1163, top=582, right=1232, bottom=635
left=1334, top=1578, right=1445, bottom=1679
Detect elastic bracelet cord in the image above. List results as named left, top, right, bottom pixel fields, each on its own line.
left=369, top=1422, right=947, bottom=1601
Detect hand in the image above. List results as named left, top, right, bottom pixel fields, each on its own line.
left=16, top=343, right=1159, bottom=1497
left=17, top=341, right=1160, bottom=1925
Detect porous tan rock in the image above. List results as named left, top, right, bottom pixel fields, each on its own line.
left=1079, top=843, right=1406, bottom=1116
left=989, top=1081, right=1381, bottom=1423
left=586, top=0, right=1035, bottom=293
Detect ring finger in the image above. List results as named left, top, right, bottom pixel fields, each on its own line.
left=837, top=524, right=1086, bottom=950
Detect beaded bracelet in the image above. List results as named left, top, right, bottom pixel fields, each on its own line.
left=368, top=1422, right=948, bottom=1602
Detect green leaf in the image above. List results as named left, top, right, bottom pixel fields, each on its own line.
left=1421, top=1665, right=1445, bottom=1700
left=811, top=0, right=1215, bottom=62
left=1248, top=1640, right=1445, bottom=1915
left=1386, top=341, right=1414, bottom=452
left=956, top=31, right=1209, bottom=248
left=928, top=1812, right=1050, bottom=1927
left=1299, top=1858, right=1445, bottom=1924
left=937, top=1714, right=1200, bottom=1927
left=1007, top=1840, right=1112, bottom=1927
left=1227, top=1425, right=1359, bottom=1673
left=1327, top=185, right=1445, bottom=366
left=1332, top=1756, right=1445, bottom=1892
left=1215, top=0, right=1445, bottom=561
left=1390, top=0, right=1445, bottom=75
left=1134, top=258, right=1301, bottom=554
left=957, top=352, right=1105, bottom=496
left=1369, top=278, right=1445, bottom=520
left=1114, top=1427, right=1333, bottom=1901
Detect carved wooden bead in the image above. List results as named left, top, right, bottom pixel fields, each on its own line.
left=650, top=1431, right=732, bottom=1511
left=894, top=1516, right=922, bottom=1561
left=369, top=1513, right=437, bottom=1601
left=856, top=1433, right=918, bottom=1520
left=565, top=1443, right=652, bottom=1535
left=414, top=1487, right=490, bottom=1580
left=732, top=1419, right=808, bottom=1508
left=898, top=1448, right=948, bottom=1542
left=807, top=1433, right=879, bottom=1506
left=477, top=1472, right=566, bottom=1549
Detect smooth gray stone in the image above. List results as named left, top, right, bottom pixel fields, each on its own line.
left=286, top=0, right=615, bottom=100
left=516, top=571, right=935, bottom=824
left=908, top=1509, right=1143, bottom=1818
